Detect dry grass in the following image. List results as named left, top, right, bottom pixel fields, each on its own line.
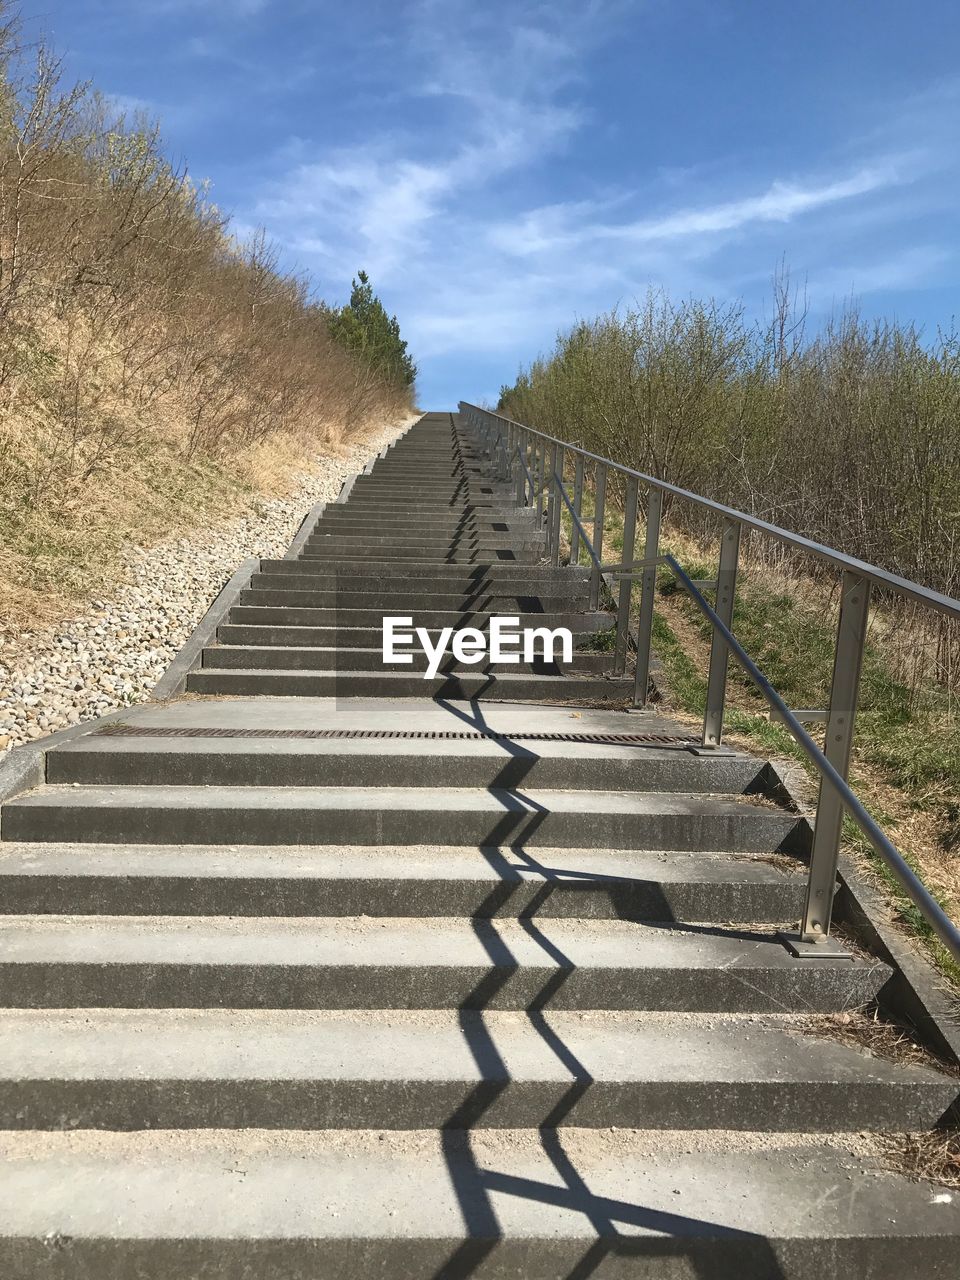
left=876, top=1132, right=960, bottom=1190
left=0, top=411, right=394, bottom=632
left=0, top=9, right=415, bottom=630
left=798, top=1009, right=959, bottom=1075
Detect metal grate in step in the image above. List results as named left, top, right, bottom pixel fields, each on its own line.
left=94, top=725, right=699, bottom=746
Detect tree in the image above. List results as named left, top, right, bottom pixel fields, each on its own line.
left=329, top=270, right=416, bottom=389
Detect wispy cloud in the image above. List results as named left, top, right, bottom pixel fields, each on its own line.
left=253, top=0, right=597, bottom=281
left=487, top=165, right=906, bottom=258
left=146, top=0, right=268, bottom=13
left=232, top=2, right=959, bottom=401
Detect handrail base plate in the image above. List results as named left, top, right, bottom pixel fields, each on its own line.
left=777, top=930, right=853, bottom=961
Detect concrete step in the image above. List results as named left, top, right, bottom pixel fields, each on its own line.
left=348, top=484, right=512, bottom=498
left=45, top=736, right=761, bottom=793
left=0, top=1009, right=952, bottom=1132
left=0, top=843, right=803, bottom=919
left=270, top=559, right=590, bottom=584
left=310, top=524, right=541, bottom=541
left=3, top=784, right=804, bottom=850
left=297, top=549, right=542, bottom=565
left=0, top=915, right=886, bottom=1010
left=215, top=624, right=608, bottom=650
left=298, top=548, right=543, bottom=565
left=304, top=536, right=545, bottom=554
left=317, top=511, right=538, bottom=528
left=237, top=588, right=585, bottom=611
left=338, top=500, right=526, bottom=515
left=201, top=645, right=612, bottom=675
left=304, top=532, right=546, bottom=550
left=185, top=668, right=633, bottom=700
left=227, top=605, right=610, bottom=630
left=0, top=1129, right=953, bottom=1277
left=248, top=577, right=586, bottom=607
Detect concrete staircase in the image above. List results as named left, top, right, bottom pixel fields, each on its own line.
left=0, top=411, right=957, bottom=1276
left=191, top=411, right=630, bottom=701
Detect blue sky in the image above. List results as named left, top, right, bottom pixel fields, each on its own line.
left=28, top=0, right=960, bottom=408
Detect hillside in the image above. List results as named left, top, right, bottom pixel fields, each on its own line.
left=0, top=5, right=415, bottom=630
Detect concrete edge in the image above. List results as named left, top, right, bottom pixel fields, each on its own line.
left=151, top=557, right=260, bottom=703
left=0, top=707, right=132, bottom=812
left=283, top=502, right=326, bottom=560
left=834, top=849, right=960, bottom=1067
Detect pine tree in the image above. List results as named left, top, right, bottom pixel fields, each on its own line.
left=329, top=270, right=417, bottom=389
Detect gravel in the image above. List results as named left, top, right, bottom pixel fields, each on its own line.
left=0, top=418, right=409, bottom=755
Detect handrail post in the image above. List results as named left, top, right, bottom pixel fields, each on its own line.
left=550, top=445, right=566, bottom=566
left=590, top=465, right=607, bottom=611
left=634, top=487, right=663, bottom=705
left=536, top=441, right=546, bottom=530
left=800, top=572, right=871, bottom=941
left=570, top=455, right=585, bottom=564
left=543, top=443, right=555, bottom=556
left=614, top=476, right=640, bottom=675
left=702, top=519, right=741, bottom=746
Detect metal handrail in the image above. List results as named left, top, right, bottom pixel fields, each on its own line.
left=462, top=402, right=960, bottom=622
left=462, top=399, right=960, bottom=959
left=662, top=553, right=960, bottom=965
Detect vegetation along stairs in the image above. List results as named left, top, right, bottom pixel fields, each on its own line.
left=0, top=410, right=957, bottom=1276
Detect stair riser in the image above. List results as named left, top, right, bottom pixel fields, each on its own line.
left=185, top=671, right=631, bottom=699
left=0, top=1078, right=941, bottom=1133
left=304, top=535, right=547, bottom=550
left=237, top=590, right=585, bottom=610
left=217, top=625, right=607, bottom=648
left=46, top=752, right=760, bottom=793
left=282, top=565, right=586, bottom=584
left=248, top=581, right=586, bottom=605
left=227, top=607, right=609, bottom=629
left=270, top=568, right=589, bottom=588
left=0, top=876, right=802, bottom=921
left=317, top=514, right=538, bottom=527
left=338, top=502, right=527, bottom=515
left=0, top=1236, right=952, bottom=1280
left=298, top=549, right=542, bottom=563
left=202, top=648, right=611, bottom=674
left=2, top=806, right=802, bottom=852
left=349, top=485, right=514, bottom=497
left=296, top=551, right=542, bottom=565
left=0, top=962, right=882, bottom=1012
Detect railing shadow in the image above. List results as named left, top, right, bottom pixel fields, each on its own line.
left=428, top=698, right=788, bottom=1280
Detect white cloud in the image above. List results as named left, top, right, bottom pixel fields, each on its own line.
left=236, top=2, right=956, bottom=402
left=252, top=0, right=596, bottom=283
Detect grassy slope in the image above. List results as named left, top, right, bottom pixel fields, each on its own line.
left=0, top=425, right=353, bottom=631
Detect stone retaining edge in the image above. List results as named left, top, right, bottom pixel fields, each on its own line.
left=0, top=436, right=407, bottom=806
left=0, top=707, right=131, bottom=813
left=283, top=502, right=327, bottom=560
left=150, top=557, right=260, bottom=703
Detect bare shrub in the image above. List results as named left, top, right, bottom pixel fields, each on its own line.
left=0, top=1, right=414, bottom=617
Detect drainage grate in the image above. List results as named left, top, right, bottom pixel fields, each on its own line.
left=94, top=725, right=698, bottom=746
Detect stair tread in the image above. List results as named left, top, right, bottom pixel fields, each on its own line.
left=49, top=732, right=708, bottom=764
left=5, top=784, right=783, bottom=816
left=0, top=1009, right=951, bottom=1092
left=0, top=842, right=803, bottom=881
left=0, top=1129, right=956, bottom=1254
left=0, top=914, right=885, bottom=976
